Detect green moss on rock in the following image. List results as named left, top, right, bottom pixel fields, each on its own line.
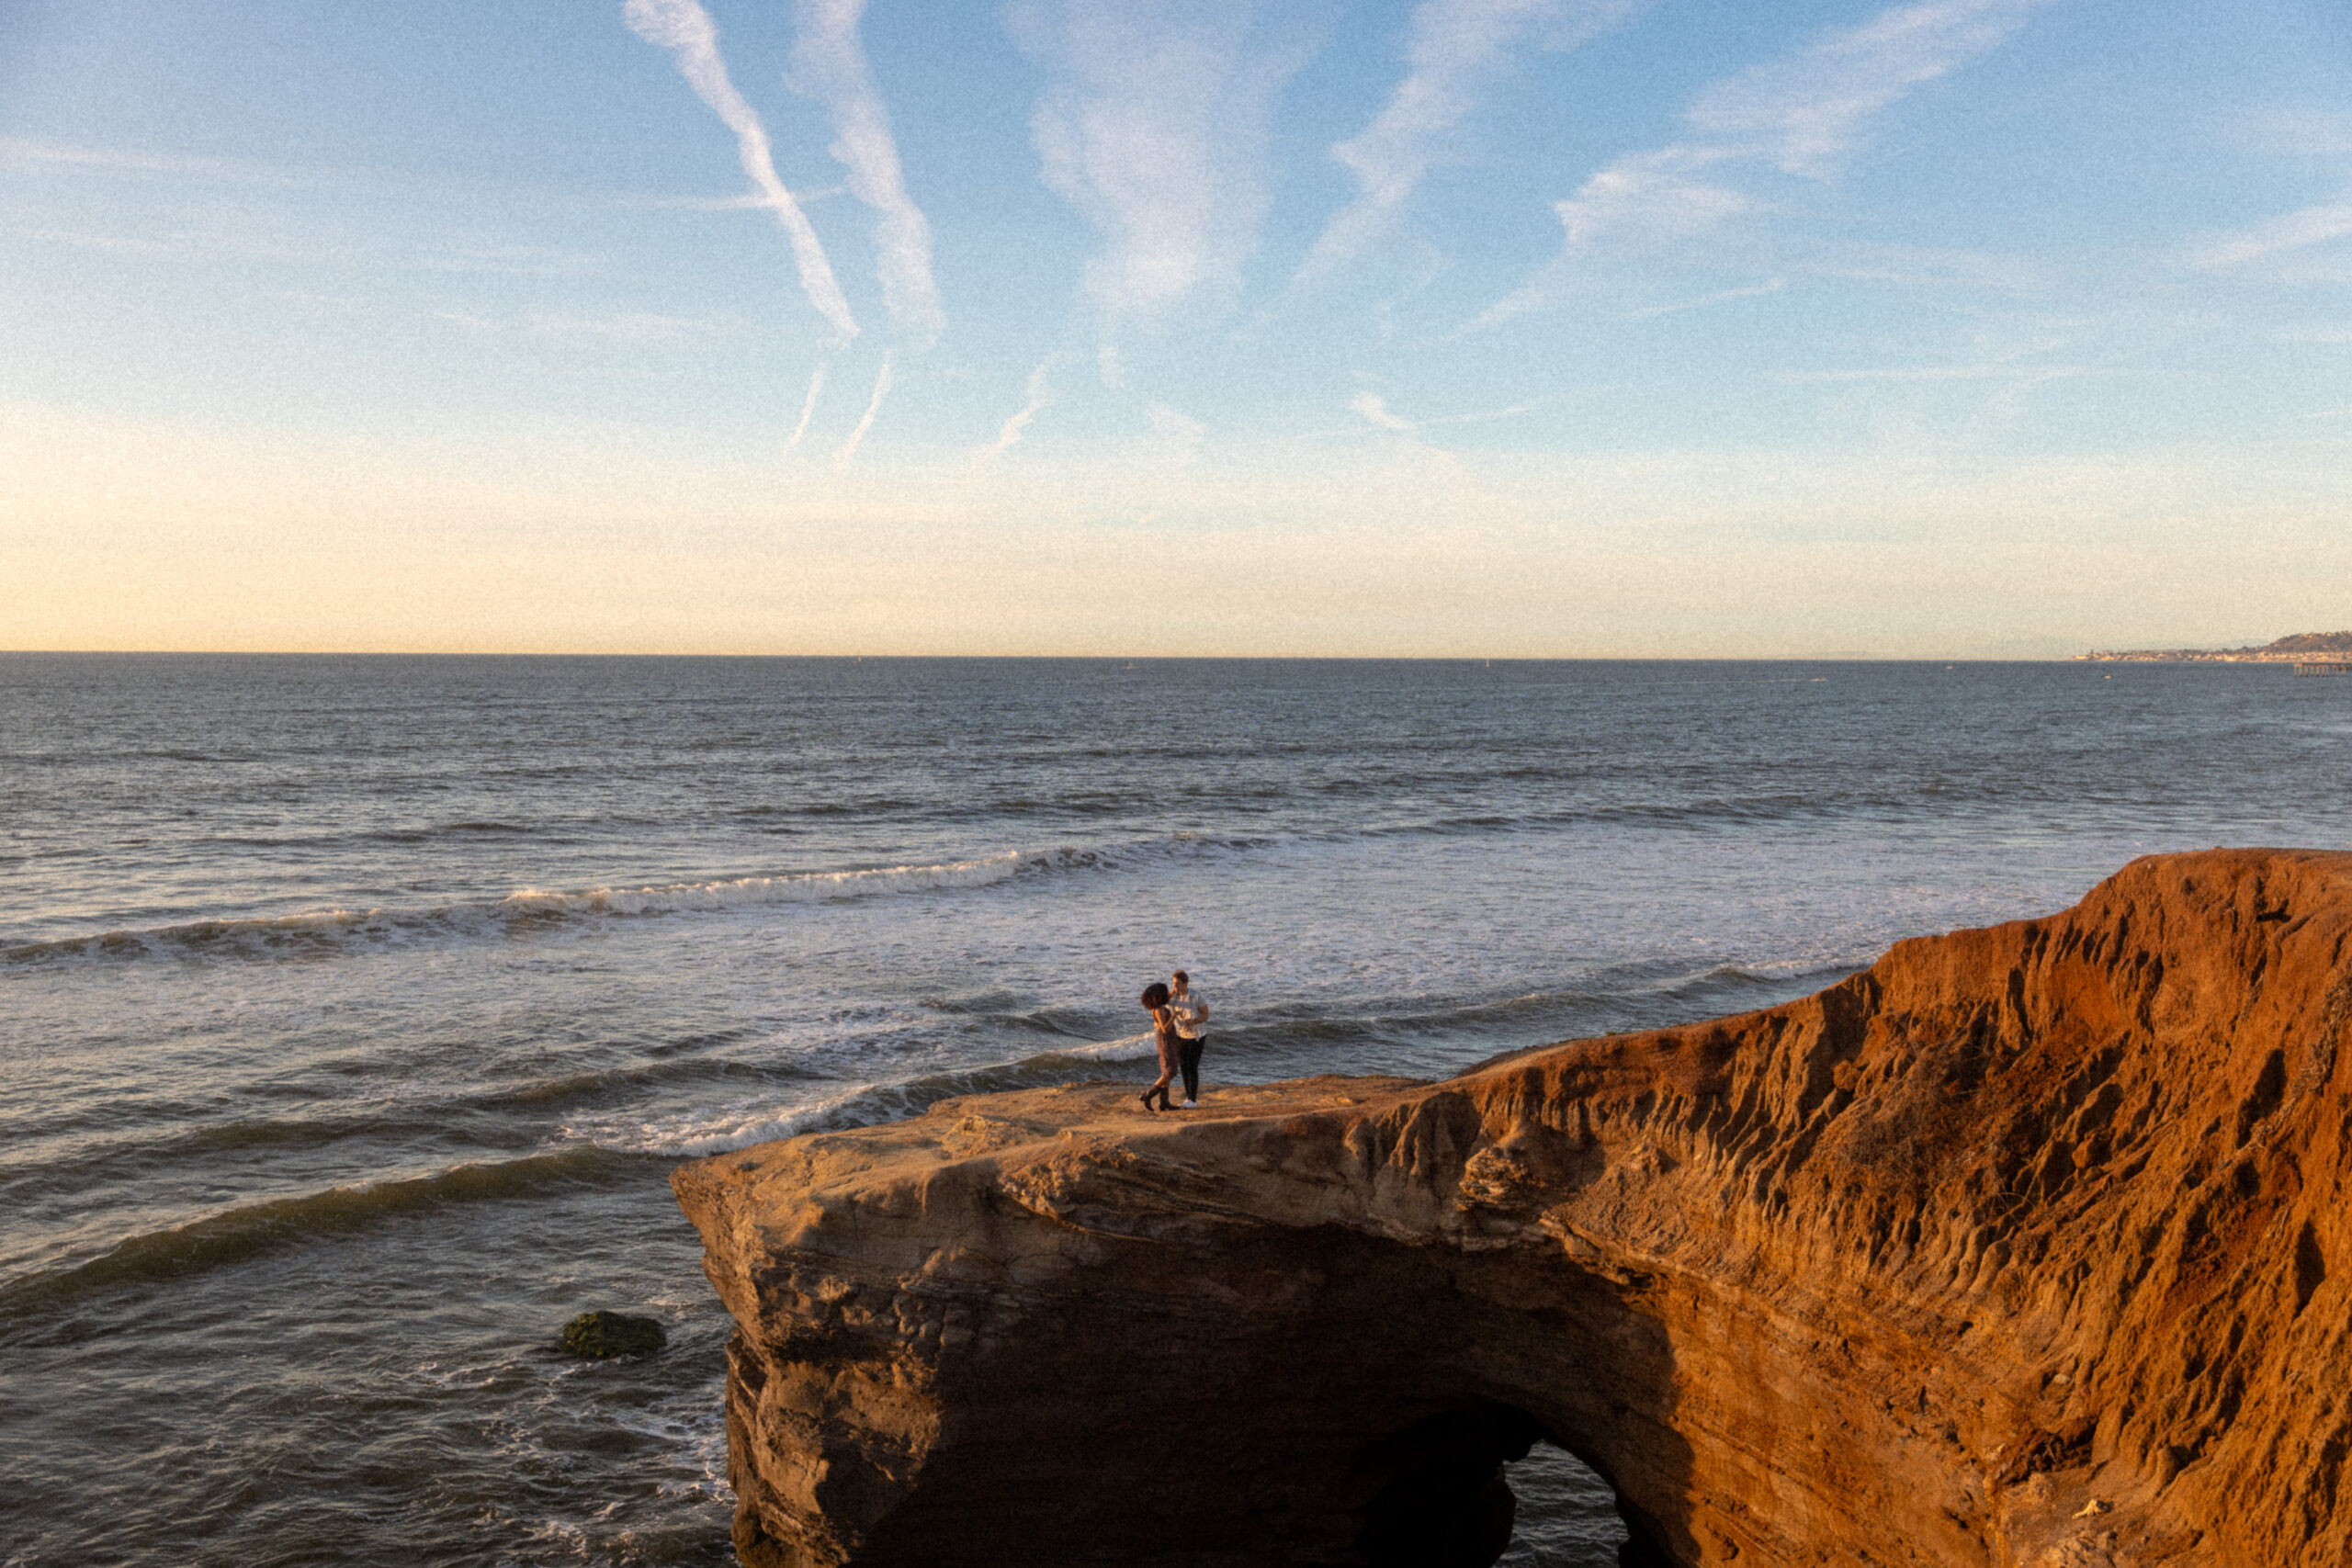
left=560, top=1310, right=666, bottom=1359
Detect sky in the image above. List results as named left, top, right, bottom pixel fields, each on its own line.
left=3, top=0, right=2350, bottom=656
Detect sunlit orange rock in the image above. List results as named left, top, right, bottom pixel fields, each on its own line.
left=674, top=849, right=2352, bottom=1566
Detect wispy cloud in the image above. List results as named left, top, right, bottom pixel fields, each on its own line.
left=1300, top=0, right=1636, bottom=281
left=413, top=240, right=608, bottom=277
left=1776, top=362, right=2098, bottom=382
left=1010, top=0, right=1306, bottom=354
left=1349, top=391, right=1418, bottom=431
left=1420, top=399, right=1546, bottom=427
left=1623, top=276, right=1786, bottom=319
left=788, top=0, right=944, bottom=346
left=524, top=309, right=735, bottom=344
left=615, top=186, right=845, bottom=212
left=0, top=136, right=318, bottom=185
left=833, top=354, right=894, bottom=469
left=22, top=220, right=605, bottom=277
left=1809, top=241, right=2042, bottom=292
left=1341, top=389, right=1544, bottom=440
left=1686, top=0, right=2045, bottom=177
left=1551, top=145, right=1749, bottom=258
left=2183, top=200, right=2352, bottom=271
left=624, top=0, right=859, bottom=340
left=974, top=355, right=1066, bottom=468
left=1484, top=0, right=2045, bottom=324
left=785, top=362, right=828, bottom=453
left=1147, top=400, right=1207, bottom=453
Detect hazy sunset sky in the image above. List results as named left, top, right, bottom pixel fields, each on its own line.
left=5, top=0, right=2350, bottom=655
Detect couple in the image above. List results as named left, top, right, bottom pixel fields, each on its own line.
left=1138, top=969, right=1209, bottom=1113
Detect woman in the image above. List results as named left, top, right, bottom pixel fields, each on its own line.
left=1139, top=981, right=1179, bottom=1112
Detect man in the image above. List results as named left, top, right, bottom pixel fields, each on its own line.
left=1169, top=969, right=1210, bottom=1109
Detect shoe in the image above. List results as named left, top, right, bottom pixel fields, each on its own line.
left=1180, top=1100, right=1198, bottom=1109
left=1138, top=1091, right=1159, bottom=1112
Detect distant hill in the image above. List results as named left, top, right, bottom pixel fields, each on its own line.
left=2078, top=631, right=2352, bottom=662
left=2262, top=631, right=2352, bottom=654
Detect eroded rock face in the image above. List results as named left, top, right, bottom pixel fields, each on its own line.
left=673, top=850, right=2352, bottom=1567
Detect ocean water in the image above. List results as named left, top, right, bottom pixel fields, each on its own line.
left=6, top=654, right=2350, bottom=1568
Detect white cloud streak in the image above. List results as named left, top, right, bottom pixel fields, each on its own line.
left=1146, top=400, right=1207, bottom=452
left=1777, top=362, right=2098, bottom=382
left=1686, top=0, right=2045, bottom=177
left=788, top=0, right=944, bottom=346
left=1421, top=399, right=1545, bottom=427
left=833, top=354, right=894, bottom=469
left=624, top=0, right=859, bottom=341
left=0, top=137, right=317, bottom=185
left=1623, top=276, right=1787, bottom=319
left=784, top=362, right=828, bottom=453
left=1552, top=144, right=1749, bottom=258
left=1011, top=0, right=1304, bottom=340
left=2184, top=201, right=2352, bottom=271
left=1349, top=391, right=1417, bottom=431
left=974, top=355, right=1063, bottom=468
left=1301, top=0, right=1636, bottom=281
left=1487, top=0, right=2045, bottom=323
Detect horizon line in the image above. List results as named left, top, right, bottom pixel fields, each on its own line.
left=0, top=647, right=2164, bottom=662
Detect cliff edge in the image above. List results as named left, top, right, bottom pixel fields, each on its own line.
left=673, top=849, right=2352, bottom=1567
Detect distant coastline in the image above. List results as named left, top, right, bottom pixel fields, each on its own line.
left=2075, top=630, right=2352, bottom=663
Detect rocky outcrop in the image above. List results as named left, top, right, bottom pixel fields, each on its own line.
left=560, top=1309, right=667, bottom=1359
left=673, top=850, right=2352, bottom=1567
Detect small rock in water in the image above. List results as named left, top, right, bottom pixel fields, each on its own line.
left=560, top=1310, right=666, bottom=1359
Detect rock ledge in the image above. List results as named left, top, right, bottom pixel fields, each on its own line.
left=675, top=850, right=2352, bottom=1566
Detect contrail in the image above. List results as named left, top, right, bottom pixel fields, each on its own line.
left=784, top=361, right=827, bottom=453
left=833, top=353, right=894, bottom=469
left=790, top=0, right=944, bottom=346
left=624, top=0, right=859, bottom=341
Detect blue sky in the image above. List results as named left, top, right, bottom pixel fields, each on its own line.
left=5, top=0, right=2350, bottom=654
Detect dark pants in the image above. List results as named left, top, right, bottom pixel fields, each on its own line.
left=1178, top=1035, right=1206, bottom=1101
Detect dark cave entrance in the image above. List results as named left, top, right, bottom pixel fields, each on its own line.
left=1351, top=1404, right=1657, bottom=1568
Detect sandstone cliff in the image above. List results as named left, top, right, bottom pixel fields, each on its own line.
left=673, top=850, right=2352, bottom=1567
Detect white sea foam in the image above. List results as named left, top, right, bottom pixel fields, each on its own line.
left=575, top=1026, right=1166, bottom=1157
left=576, top=1087, right=879, bottom=1157
left=501, top=852, right=1026, bottom=917
left=8, top=852, right=1038, bottom=964
left=1054, top=1031, right=1159, bottom=1062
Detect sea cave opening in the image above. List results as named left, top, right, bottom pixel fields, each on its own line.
left=1499, top=1443, right=1642, bottom=1568
left=1351, top=1403, right=1655, bottom=1568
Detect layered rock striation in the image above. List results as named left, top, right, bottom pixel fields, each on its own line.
left=674, top=850, right=2352, bottom=1566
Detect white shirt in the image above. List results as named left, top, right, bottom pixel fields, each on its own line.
left=1169, top=986, right=1208, bottom=1039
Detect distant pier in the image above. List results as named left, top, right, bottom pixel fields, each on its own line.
left=2293, top=660, right=2352, bottom=676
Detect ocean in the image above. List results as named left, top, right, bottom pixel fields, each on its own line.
left=6, top=654, right=2348, bottom=1567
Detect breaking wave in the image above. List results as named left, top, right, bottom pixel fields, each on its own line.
left=576, top=1031, right=1163, bottom=1157
left=2, top=835, right=1309, bottom=966
left=0, top=1146, right=649, bottom=1316
left=0, top=787, right=1962, bottom=971
left=4, top=850, right=1055, bottom=966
